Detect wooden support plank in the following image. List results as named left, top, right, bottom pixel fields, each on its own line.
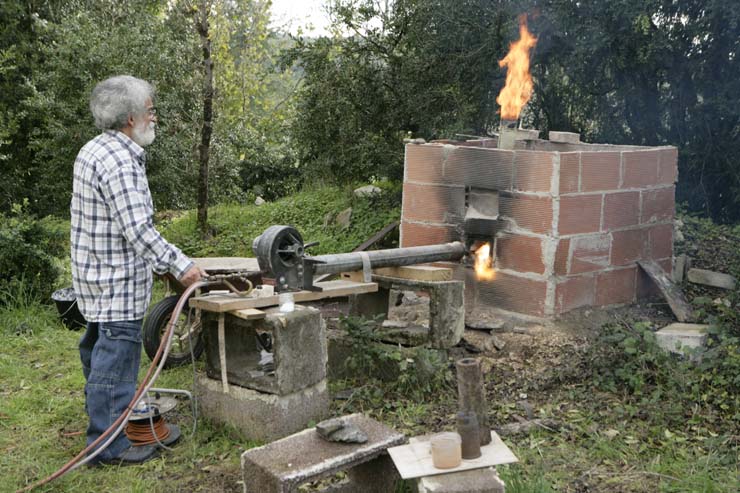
left=638, top=260, right=694, bottom=322
left=217, top=313, right=229, bottom=393
left=230, top=308, right=267, bottom=321
left=341, top=265, right=453, bottom=283
left=190, top=280, right=378, bottom=313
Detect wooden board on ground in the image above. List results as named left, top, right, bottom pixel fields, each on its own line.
left=388, top=431, right=518, bottom=480
left=193, top=257, right=260, bottom=273
left=341, top=265, right=453, bottom=283
left=637, top=260, right=694, bottom=322
left=230, top=308, right=267, bottom=321
left=189, top=280, right=378, bottom=313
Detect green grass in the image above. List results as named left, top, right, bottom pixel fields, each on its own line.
left=0, top=300, right=256, bottom=493
left=159, top=183, right=402, bottom=258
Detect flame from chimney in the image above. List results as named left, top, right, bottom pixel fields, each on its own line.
left=496, top=15, right=537, bottom=121
left=474, top=242, right=495, bottom=281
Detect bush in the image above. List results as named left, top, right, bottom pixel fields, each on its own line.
left=0, top=202, right=66, bottom=304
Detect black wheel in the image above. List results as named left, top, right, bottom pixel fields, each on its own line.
left=143, top=295, right=204, bottom=368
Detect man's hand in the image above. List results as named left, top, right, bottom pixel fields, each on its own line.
left=179, top=265, right=208, bottom=287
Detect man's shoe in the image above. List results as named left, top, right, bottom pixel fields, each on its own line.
left=159, top=423, right=181, bottom=447
left=95, top=444, right=159, bottom=466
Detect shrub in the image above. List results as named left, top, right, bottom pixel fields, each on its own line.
left=0, top=202, right=66, bottom=304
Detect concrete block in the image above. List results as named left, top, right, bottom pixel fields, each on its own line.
left=687, top=268, right=736, bottom=290
left=417, top=466, right=506, bottom=493
left=241, top=413, right=405, bottom=493
left=196, top=374, right=329, bottom=442
left=655, top=323, right=709, bottom=356
left=374, top=276, right=464, bottom=349
left=203, top=306, right=327, bottom=395
left=549, top=131, right=580, bottom=144
left=348, top=287, right=390, bottom=319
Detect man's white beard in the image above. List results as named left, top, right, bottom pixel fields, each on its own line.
left=131, top=121, right=156, bottom=147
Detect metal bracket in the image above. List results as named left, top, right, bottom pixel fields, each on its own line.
left=301, top=257, right=326, bottom=292
left=359, top=252, right=372, bottom=283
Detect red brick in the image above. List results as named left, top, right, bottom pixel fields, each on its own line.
left=648, top=223, right=673, bottom=259
left=476, top=271, right=548, bottom=317
left=657, top=147, right=678, bottom=185
left=400, top=221, right=456, bottom=247
left=402, top=182, right=465, bottom=223
left=554, top=238, right=570, bottom=275
left=500, top=193, right=553, bottom=234
left=570, top=234, right=611, bottom=274
left=495, top=234, right=546, bottom=274
left=514, top=150, right=555, bottom=192
left=641, top=186, right=674, bottom=223
left=405, top=144, right=445, bottom=183
left=559, top=152, right=580, bottom=194
left=581, top=152, right=621, bottom=192
left=558, top=195, right=602, bottom=235
left=445, top=146, right=514, bottom=190
left=596, top=267, right=637, bottom=306
left=555, top=275, right=596, bottom=314
left=610, top=228, right=648, bottom=265
left=623, top=150, right=659, bottom=188
left=603, top=191, right=640, bottom=230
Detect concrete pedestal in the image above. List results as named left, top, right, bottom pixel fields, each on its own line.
left=196, top=374, right=329, bottom=442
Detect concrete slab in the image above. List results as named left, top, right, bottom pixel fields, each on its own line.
left=241, top=413, right=405, bottom=493
left=687, top=268, right=736, bottom=290
left=655, top=323, right=709, bottom=357
left=195, top=374, right=329, bottom=442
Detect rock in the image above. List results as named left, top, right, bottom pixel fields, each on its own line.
left=254, top=196, right=266, bottom=206
left=316, top=417, right=344, bottom=436
left=655, top=323, right=709, bottom=359
left=484, top=335, right=506, bottom=352
left=323, top=212, right=333, bottom=228
left=316, top=417, right=368, bottom=443
left=354, top=185, right=382, bottom=198
left=673, top=254, right=688, bottom=283
left=336, top=207, right=352, bottom=229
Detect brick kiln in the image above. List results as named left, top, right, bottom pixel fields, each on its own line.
left=400, top=134, right=678, bottom=318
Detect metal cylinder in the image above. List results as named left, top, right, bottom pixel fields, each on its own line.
left=310, top=242, right=466, bottom=276
left=457, top=411, right=482, bottom=459
left=456, top=358, right=491, bottom=446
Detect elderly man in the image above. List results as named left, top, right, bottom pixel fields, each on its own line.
left=71, top=75, right=204, bottom=465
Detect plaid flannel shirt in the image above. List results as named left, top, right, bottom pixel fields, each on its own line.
left=71, top=130, right=193, bottom=322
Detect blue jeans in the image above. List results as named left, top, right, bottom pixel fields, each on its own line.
left=79, top=320, right=143, bottom=460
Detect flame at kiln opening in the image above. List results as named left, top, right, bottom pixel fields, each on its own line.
left=496, top=14, right=537, bottom=121
left=474, top=242, right=495, bottom=281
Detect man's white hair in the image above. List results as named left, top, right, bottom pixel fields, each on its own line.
left=90, top=75, right=154, bottom=130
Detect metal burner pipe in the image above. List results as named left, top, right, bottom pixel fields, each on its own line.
left=310, top=242, right=466, bottom=276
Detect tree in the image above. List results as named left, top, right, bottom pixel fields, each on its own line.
left=195, top=0, right=214, bottom=238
